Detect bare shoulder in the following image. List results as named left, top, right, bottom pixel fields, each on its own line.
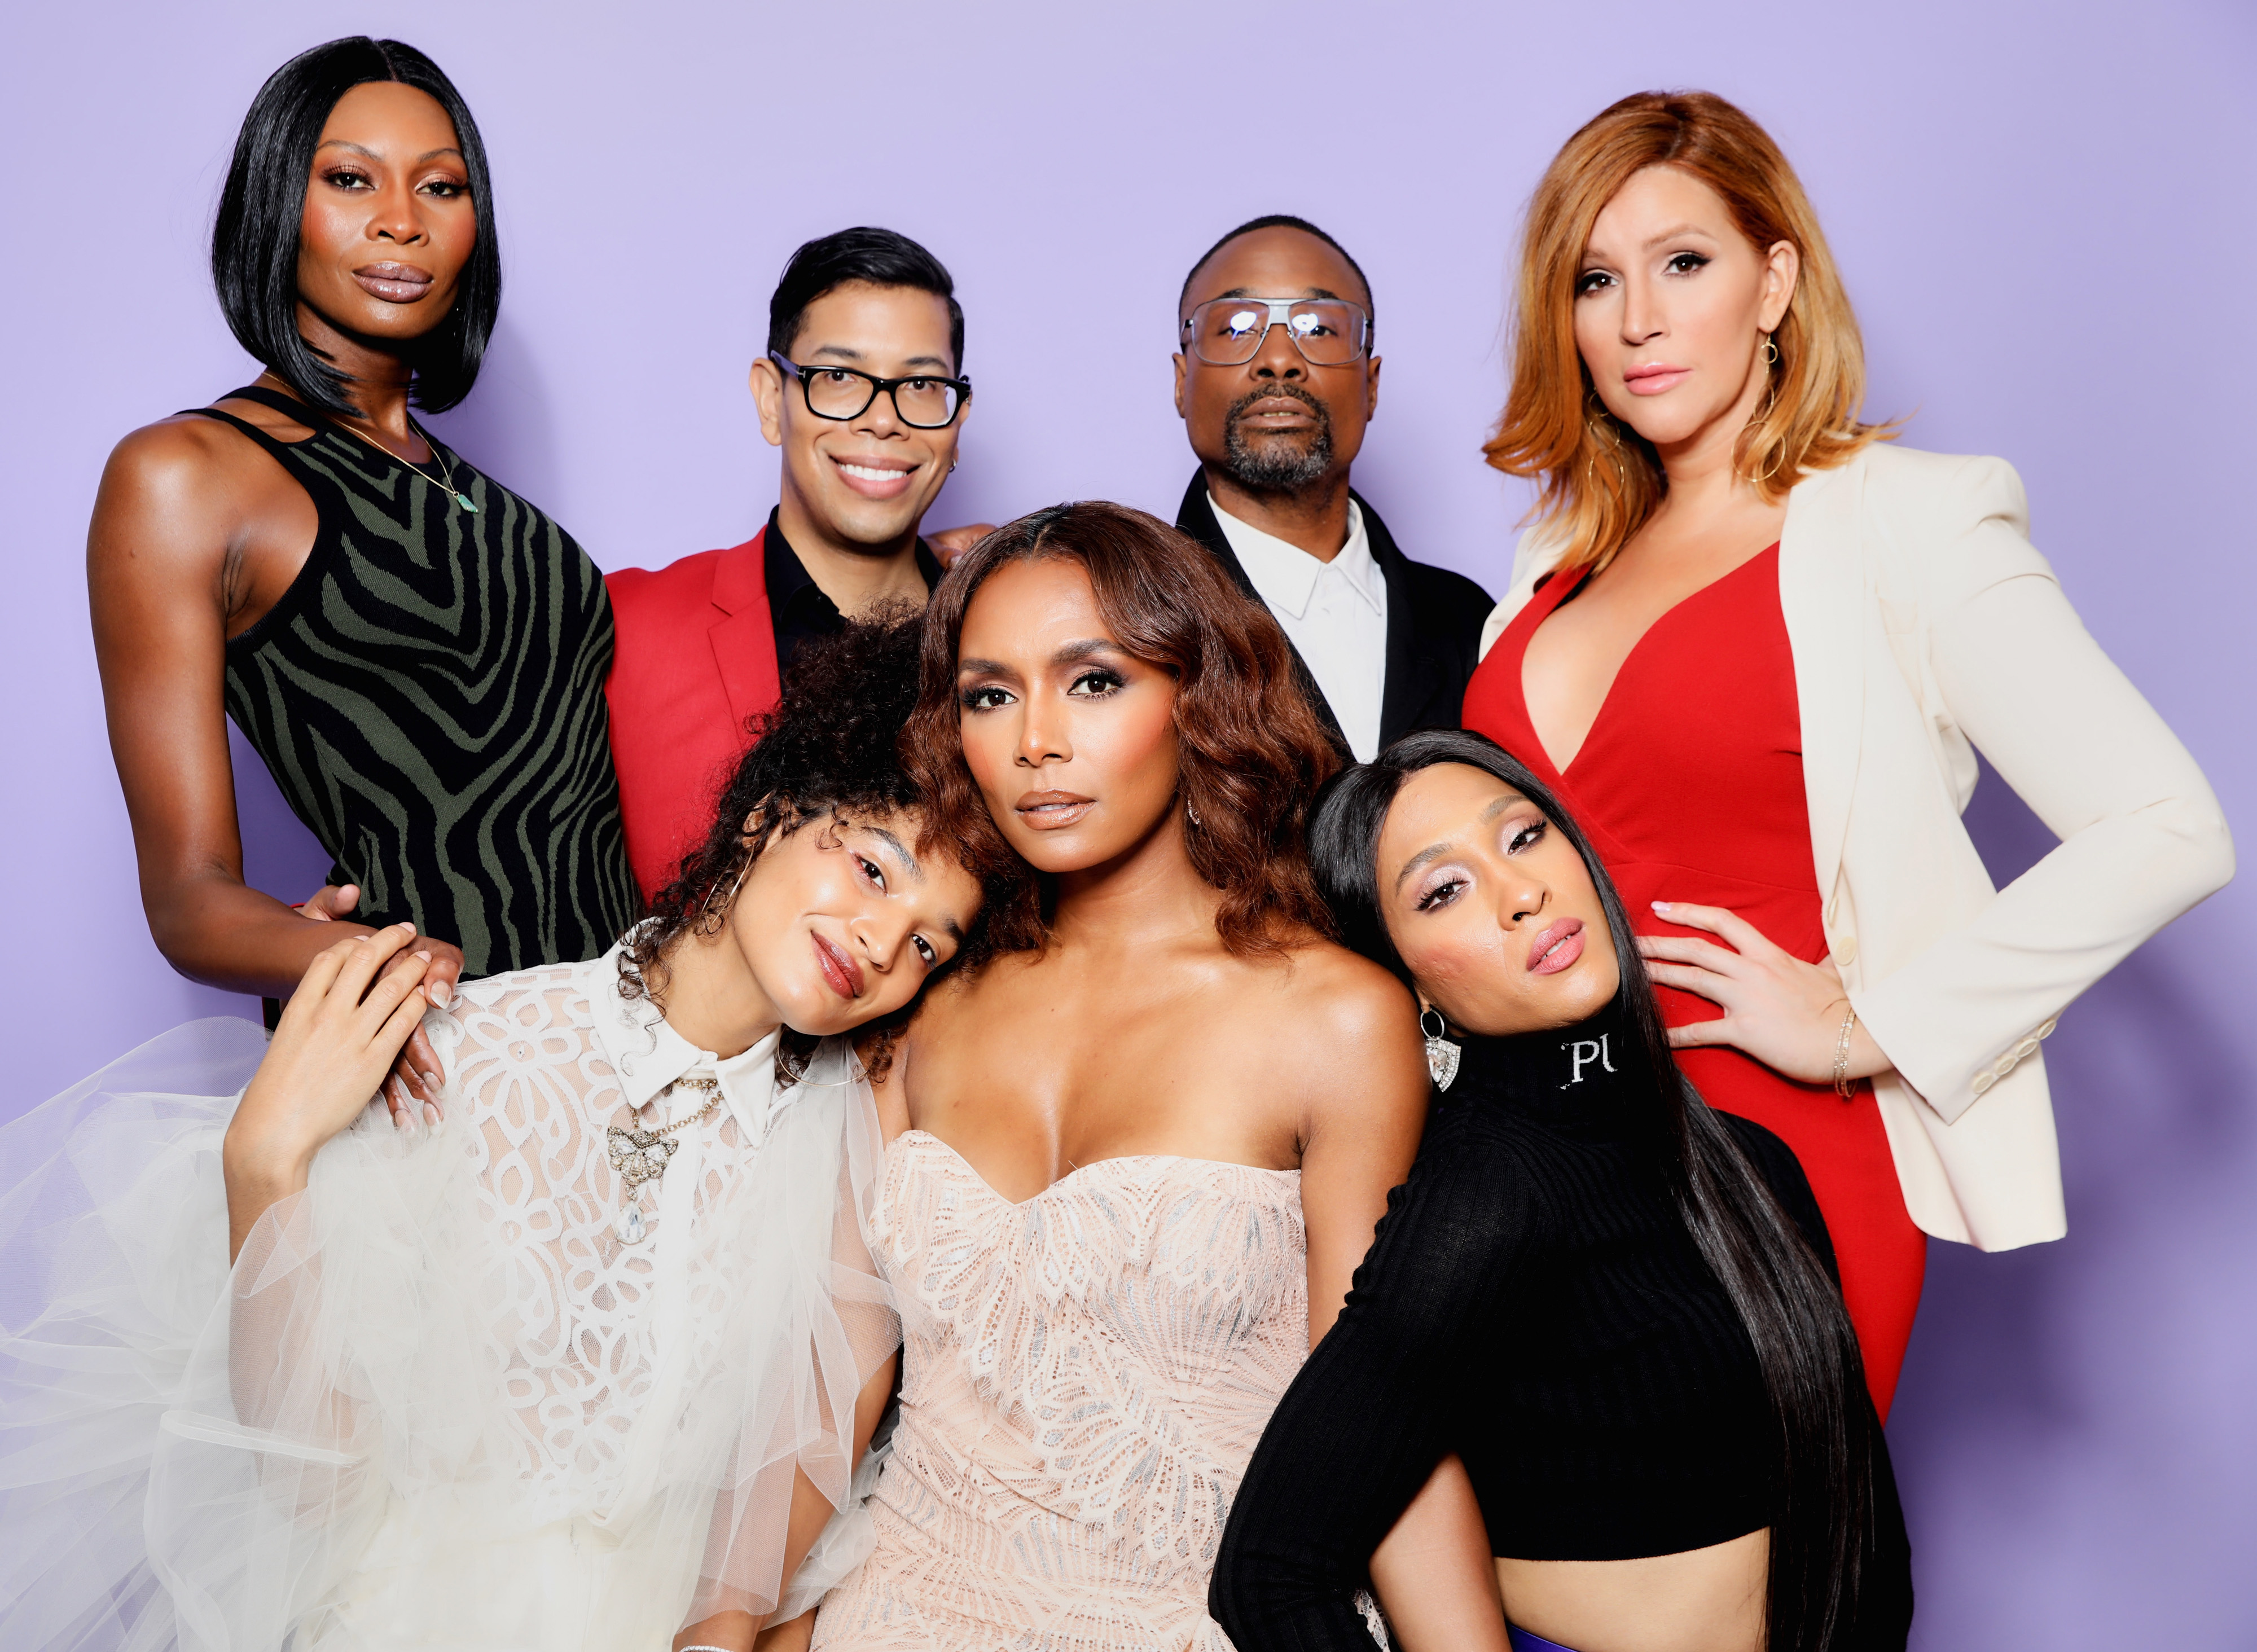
left=1244, top=937, right=1419, bottom=1048
left=1235, top=939, right=1428, bottom=1173
left=94, top=415, right=262, bottom=549
left=1227, top=937, right=1425, bottom=1119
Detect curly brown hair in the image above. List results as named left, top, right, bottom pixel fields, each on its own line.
left=904, top=501, right=1340, bottom=957
left=624, top=613, right=1027, bottom=1075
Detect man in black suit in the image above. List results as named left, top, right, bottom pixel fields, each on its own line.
left=1171, top=214, right=1491, bottom=762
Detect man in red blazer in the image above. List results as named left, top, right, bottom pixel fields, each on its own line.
left=605, top=227, right=971, bottom=902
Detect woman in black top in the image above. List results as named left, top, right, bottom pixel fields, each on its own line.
left=89, top=39, right=637, bottom=1108
left=1210, top=731, right=1910, bottom=1652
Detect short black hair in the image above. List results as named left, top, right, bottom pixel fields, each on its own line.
left=767, top=226, right=965, bottom=374
left=212, top=37, right=500, bottom=418
left=1178, top=213, right=1374, bottom=324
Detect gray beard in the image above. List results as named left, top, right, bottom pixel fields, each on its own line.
left=1219, top=392, right=1337, bottom=494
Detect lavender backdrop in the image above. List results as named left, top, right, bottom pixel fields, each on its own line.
left=4, top=1, right=2250, bottom=1642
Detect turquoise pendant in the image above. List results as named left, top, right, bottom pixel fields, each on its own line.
left=455, top=493, right=478, bottom=513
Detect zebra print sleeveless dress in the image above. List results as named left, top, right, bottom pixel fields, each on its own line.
left=196, top=386, right=639, bottom=979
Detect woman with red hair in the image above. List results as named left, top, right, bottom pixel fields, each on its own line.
left=1465, top=90, right=2230, bottom=1414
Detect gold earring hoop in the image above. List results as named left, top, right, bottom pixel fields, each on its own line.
left=1758, top=333, right=1779, bottom=367
left=699, top=847, right=756, bottom=933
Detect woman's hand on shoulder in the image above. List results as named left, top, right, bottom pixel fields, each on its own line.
left=228, top=926, right=443, bottom=1171
left=298, top=883, right=460, bottom=1124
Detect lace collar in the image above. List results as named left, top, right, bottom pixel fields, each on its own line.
left=586, top=941, right=784, bottom=1141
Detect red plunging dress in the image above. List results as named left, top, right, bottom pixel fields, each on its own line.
left=1462, top=546, right=1926, bottom=1416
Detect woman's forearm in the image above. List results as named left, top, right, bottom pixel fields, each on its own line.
left=1368, top=1456, right=1509, bottom=1651
left=146, top=870, right=377, bottom=1000
left=221, top=1147, right=309, bottom=1264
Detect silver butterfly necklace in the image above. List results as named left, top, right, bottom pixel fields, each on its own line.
left=608, top=1074, right=722, bottom=1244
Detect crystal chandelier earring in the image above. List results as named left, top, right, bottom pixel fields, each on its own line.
left=1420, top=1008, right=1460, bottom=1091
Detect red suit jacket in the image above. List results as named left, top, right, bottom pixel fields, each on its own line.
left=604, top=529, right=781, bottom=904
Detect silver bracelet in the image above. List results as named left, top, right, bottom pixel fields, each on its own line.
left=1832, top=1004, right=1859, bottom=1099
left=677, top=1645, right=737, bottom=1652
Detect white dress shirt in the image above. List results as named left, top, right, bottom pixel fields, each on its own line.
left=1209, top=493, right=1390, bottom=762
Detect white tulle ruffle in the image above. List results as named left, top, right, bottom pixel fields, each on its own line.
left=0, top=993, right=894, bottom=1652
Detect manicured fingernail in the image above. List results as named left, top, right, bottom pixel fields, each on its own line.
left=430, top=981, right=451, bottom=1006
left=1652, top=901, right=1671, bottom=912
left=396, top=922, right=416, bottom=934
left=422, top=1072, right=441, bottom=1092
left=423, top=1102, right=441, bottom=1129
left=414, top=950, right=432, bottom=961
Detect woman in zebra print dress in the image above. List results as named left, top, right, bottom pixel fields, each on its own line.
left=89, top=38, right=638, bottom=1109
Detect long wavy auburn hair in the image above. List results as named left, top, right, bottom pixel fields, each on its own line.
left=903, top=501, right=1341, bottom=957
left=1486, top=90, right=1892, bottom=577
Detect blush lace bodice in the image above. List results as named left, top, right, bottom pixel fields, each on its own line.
left=813, top=1130, right=1308, bottom=1652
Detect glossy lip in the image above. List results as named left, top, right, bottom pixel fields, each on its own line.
left=1013, top=788, right=1096, bottom=831
left=352, top=261, right=435, bottom=305
left=1622, top=361, right=1691, bottom=397
left=828, top=451, right=920, bottom=500
left=811, top=931, right=864, bottom=1000
left=1526, top=917, right=1586, bottom=976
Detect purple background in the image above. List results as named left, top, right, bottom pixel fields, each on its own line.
left=5, top=2, right=2250, bottom=1642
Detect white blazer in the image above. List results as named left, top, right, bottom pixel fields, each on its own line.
left=1477, top=444, right=2233, bottom=1251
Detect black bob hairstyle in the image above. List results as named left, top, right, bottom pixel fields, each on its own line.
left=1177, top=212, right=1375, bottom=323
left=212, top=37, right=500, bottom=418
left=1309, top=729, right=1894, bottom=1652
left=767, top=226, right=965, bottom=374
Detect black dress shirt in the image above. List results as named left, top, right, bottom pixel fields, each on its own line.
left=1175, top=473, right=1492, bottom=762
left=762, top=507, right=944, bottom=673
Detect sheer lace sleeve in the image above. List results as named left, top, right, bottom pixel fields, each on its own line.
left=142, top=964, right=902, bottom=1646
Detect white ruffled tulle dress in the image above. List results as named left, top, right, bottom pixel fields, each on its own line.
left=0, top=943, right=898, bottom=1652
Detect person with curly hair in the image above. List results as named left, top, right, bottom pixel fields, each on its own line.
left=810, top=504, right=1504, bottom=1652
left=0, top=622, right=1017, bottom=1652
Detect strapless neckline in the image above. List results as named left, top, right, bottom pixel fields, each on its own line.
left=892, top=1127, right=1302, bottom=1210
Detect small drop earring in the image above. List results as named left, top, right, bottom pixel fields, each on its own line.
left=1420, top=1008, right=1460, bottom=1092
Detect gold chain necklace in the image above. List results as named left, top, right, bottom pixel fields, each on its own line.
left=335, top=419, right=480, bottom=514
left=608, top=1074, right=723, bottom=1244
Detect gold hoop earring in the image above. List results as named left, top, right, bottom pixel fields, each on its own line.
left=1758, top=333, right=1779, bottom=367
left=700, top=848, right=756, bottom=933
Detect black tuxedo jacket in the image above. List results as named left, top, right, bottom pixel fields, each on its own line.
left=1176, top=472, right=1493, bottom=762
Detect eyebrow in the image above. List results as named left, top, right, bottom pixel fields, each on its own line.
left=956, top=638, right=1126, bottom=678
left=865, top=826, right=967, bottom=944
left=1389, top=792, right=1526, bottom=891
left=866, top=825, right=924, bottom=886
left=314, top=139, right=465, bottom=165
left=1639, top=222, right=1715, bottom=251
left=805, top=342, right=955, bottom=374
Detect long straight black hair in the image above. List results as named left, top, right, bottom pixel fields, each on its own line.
left=212, top=37, right=500, bottom=417
left=1310, top=728, right=1883, bottom=1652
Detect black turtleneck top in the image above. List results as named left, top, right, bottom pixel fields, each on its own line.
left=1210, top=1001, right=1911, bottom=1649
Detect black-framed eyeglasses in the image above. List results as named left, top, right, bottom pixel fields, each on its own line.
left=1180, top=297, right=1373, bottom=367
left=769, top=352, right=971, bottom=428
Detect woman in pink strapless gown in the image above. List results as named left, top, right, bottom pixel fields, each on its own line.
left=815, top=1134, right=1308, bottom=1650
left=811, top=505, right=1504, bottom=1652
